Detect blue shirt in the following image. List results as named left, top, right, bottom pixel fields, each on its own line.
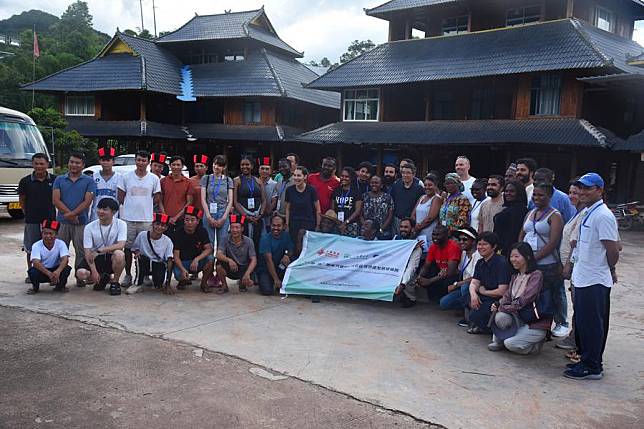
left=528, top=187, right=576, bottom=223
left=257, top=231, right=294, bottom=273
left=53, top=173, right=96, bottom=225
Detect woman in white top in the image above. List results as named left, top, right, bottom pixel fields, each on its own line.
left=411, top=174, right=442, bottom=252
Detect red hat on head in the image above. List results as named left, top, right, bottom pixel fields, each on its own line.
left=153, top=213, right=170, bottom=225
left=257, top=157, right=271, bottom=166
left=41, top=219, right=60, bottom=232
left=98, top=147, right=116, bottom=158
left=193, top=154, right=209, bottom=165
left=229, top=214, right=246, bottom=225
left=150, top=152, right=168, bottom=164
left=184, top=205, right=203, bottom=219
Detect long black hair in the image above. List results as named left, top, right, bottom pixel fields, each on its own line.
left=503, top=179, right=528, bottom=207
left=510, top=242, right=538, bottom=274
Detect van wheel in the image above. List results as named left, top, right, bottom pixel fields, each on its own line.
left=9, top=209, right=24, bottom=219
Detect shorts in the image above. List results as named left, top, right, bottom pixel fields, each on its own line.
left=126, top=221, right=152, bottom=248
left=216, top=260, right=250, bottom=281
left=23, top=223, right=42, bottom=253
left=79, top=254, right=114, bottom=274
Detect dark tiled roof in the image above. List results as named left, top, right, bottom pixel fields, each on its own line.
left=613, top=129, right=644, bottom=151
left=366, top=0, right=460, bottom=17
left=298, top=118, right=617, bottom=148
left=66, top=118, right=143, bottom=136
left=156, top=9, right=302, bottom=57
left=188, top=123, right=303, bottom=141
left=22, top=54, right=142, bottom=92
left=309, top=19, right=644, bottom=90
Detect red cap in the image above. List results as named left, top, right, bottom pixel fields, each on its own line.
left=229, top=214, right=246, bottom=225
left=98, top=147, right=116, bottom=158
left=184, top=205, right=203, bottom=219
left=257, top=157, right=271, bottom=166
left=150, top=152, right=168, bottom=164
left=193, top=154, right=209, bottom=165
left=153, top=213, right=170, bottom=225
left=41, top=219, right=60, bottom=232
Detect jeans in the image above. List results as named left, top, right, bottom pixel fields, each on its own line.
left=173, top=255, right=214, bottom=280
left=28, top=265, right=72, bottom=290
left=136, top=255, right=167, bottom=287
left=574, top=284, right=611, bottom=373
left=439, top=283, right=470, bottom=310
left=257, top=266, right=285, bottom=296
left=203, top=208, right=229, bottom=249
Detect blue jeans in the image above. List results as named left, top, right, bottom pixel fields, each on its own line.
left=552, top=279, right=568, bottom=327
left=203, top=208, right=229, bottom=248
left=173, top=255, right=214, bottom=280
left=439, top=283, right=470, bottom=310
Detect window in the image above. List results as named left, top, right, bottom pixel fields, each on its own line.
left=224, top=51, right=245, bottom=62
left=343, top=89, right=379, bottom=121
left=432, top=91, right=455, bottom=120
left=64, top=95, right=95, bottom=116
left=506, top=5, right=541, bottom=26
left=594, top=6, right=614, bottom=32
left=471, top=89, right=495, bottom=120
left=243, top=101, right=261, bottom=123
left=442, top=16, right=469, bottom=36
left=530, top=75, right=561, bottom=116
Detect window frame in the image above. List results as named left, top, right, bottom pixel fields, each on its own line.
left=441, top=15, right=469, bottom=36
left=64, top=95, right=95, bottom=117
left=529, top=75, right=562, bottom=116
left=243, top=100, right=262, bottom=124
left=594, top=6, right=614, bottom=32
left=343, top=89, right=380, bottom=122
left=506, top=5, right=542, bottom=27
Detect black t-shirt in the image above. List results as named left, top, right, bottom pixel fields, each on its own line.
left=473, top=254, right=512, bottom=290
left=171, top=225, right=210, bottom=261
left=17, top=173, right=57, bottom=223
left=389, top=179, right=424, bottom=219
left=285, top=185, right=318, bottom=222
left=332, top=186, right=363, bottom=221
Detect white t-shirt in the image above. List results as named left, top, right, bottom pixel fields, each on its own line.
left=118, top=171, right=161, bottom=222
left=132, top=231, right=173, bottom=263
left=83, top=218, right=127, bottom=251
left=30, top=239, right=69, bottom=269
left=469, top=196, right=489, bottom=232
left=91, top=170, right=122, bottom=221
left=461, top=176, right=476, bottom=205
left=572, top=200, right=619, bottom=288
left=458, top=250, right=481, bottom=280
left=525, top=183, right=534, bottom=207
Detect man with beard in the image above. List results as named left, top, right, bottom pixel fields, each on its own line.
left=272, top=158, right=295, bottom=217
left=478, top=175, right=504, bottom=233
left=383, top=164, right=397, bottom=193
left=394, top=217, right=424, bottom=308
left=307, top=157, right=340, bottom=214
left=515, top=158, right=537, bottom=204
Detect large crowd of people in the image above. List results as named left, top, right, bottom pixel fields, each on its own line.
left=17, top=149, right=620, bottom=381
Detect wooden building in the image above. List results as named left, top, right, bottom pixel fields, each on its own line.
left=23, top=8, right=340, bottom=170
left=303, top=0, right=644, bottom=201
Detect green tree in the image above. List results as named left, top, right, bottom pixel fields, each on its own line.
left=339, top=40, right=376, bottom=64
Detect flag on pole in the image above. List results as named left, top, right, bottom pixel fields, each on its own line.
left=33, top=31, right=40, bottom=58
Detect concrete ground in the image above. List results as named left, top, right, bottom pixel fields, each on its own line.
left=0, top=217, right=643, bottom=428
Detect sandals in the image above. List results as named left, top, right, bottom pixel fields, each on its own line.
left=239, top=284, right=248, bottom=293
left=467, top=326, right=484, bottom=334
left=215, top=287, right=229, bottom=295
left=566, top=350, right=581, bottom=363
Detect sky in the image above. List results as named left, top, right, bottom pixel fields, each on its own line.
left=1, top=0, right=643, bottom=63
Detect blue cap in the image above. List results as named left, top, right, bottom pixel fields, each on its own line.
left=575, top=172, right=604, bottom=188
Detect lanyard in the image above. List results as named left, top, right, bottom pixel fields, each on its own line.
left=469, top=200, right=482, bottom=223
left=210, top=175, right=224, bottom=201
left=99, top=222, right=114, bottom=249
left=446, top=192, right=461, bottom=203
left=579, top=201, right=603, bottom=239
left=459, top=254, right=471, bottom=278
left=244, top=175, right=255, bottom=195
left=532, top=206, right=552, bottom=231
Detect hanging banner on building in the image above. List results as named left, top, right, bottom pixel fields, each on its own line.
left=281, top=232, right=417, bottom=301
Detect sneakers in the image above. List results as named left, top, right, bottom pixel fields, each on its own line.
left=488, top=341, right=504, bottom=352
left=94, top=273, right=111, bottom=291
left=143, top=276, right=153, bottom=287
left=76, top=279, right=86, bottom=288
left=457, top=319, right=469, bottom=327
left=563, top=364, right=603, bottom=380
left=109, top=282, right=122, bottom=296
left=121, top=274, right=133, bottom=288
left=125, top=284, right=143, bottom=295
left=399, top=293, right=416, bottom=308
left=551, top=324, right=570, bottom=338
left=25, top=276, right=31, bottom=284
left=555, top=335, right=576, bottom=350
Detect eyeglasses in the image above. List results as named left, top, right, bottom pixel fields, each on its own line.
left=457, top=237, right=470, bottom=241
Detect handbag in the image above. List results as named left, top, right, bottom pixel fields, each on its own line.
left=518, top=287, right=554, bottom=324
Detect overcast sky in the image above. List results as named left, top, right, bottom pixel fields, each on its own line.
left=1, top=0, right=643, bottom=62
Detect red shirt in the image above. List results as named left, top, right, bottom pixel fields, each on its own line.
left=161, top=174, right=191, bottom=218
left=307, top=173, right=340, bottom=213
left=189, top=175, right=204, bottom=212
left=426, top=240, right=461, bottom=270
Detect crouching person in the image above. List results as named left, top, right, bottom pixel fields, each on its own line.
left=171, top=206, right=214, bottom=293
left=215, top=214, right=257, bottom=294
left=76, top=198, right=126, bottom=294
left=131, top=213, right=175, bottom=295
left=27, top=220, right=72, bottom=294
left=257, top=214, right=293, bottom=295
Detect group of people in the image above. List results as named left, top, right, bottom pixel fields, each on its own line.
left=18, top=149, right=619, bottom=381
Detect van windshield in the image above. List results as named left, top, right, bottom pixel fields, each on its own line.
left=0, top=121, right=49, bottom=166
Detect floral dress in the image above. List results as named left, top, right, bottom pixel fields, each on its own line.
left=362, top=192, right=394, bottom=232
left=439, top=193, right=471, bottom=233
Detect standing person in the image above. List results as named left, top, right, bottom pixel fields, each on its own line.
left=26, top=220, right=71, bottom=294
left=383, top=164, right=398, bottom=193
left=233, top=156, right=265, bottom=248
left=257, top=214, right=293, bottom=296
left=215, top=214, right=258, bottom=294
left=519, top=183, right=566, bottom=337
left=18, top=153, right=56, bottom=282
left=356, top=161, right=373, bottom=194
left=160, top=155, right=193, bottom=225
left=439, top=227, right=481, bottom=313
left=150, top=152, right=167, bottom=179
left=258, top=157, right=277, bottom=236
left=439, top=173, right=471, bottom=234
left=76, top=198, right=126, bottom=293
left=390, top=163, right=424, bottom=234
left=564, top=173, right=619, bottom=380
left=469, top=179, right=489, bottom=232
left=189, top=154, right=209, bottom=213
left=307, top=157, right=340, bottom=214
left=494, top=180, right=528, bottom=256
left=52, top=152, right=96, bottom=284
left=171, top=206, right=215, bottom=292
left=90, top=147, right=121, bottom=222
left=332, top=166, right=363, bottom=237
left=275, top=153, right=298, bottom=183
left=361, top=175, right=394, bottom=239
left=118, top=150, right=162, bottom=288
left=515, top=158, right=537, bottom=204
left=201, top=155, right=234, bottom=249
left=285, top=166, right=321, bottom=246
left=530, top=168, right=577, bottom=223
left=411, top=174, right=441, bottom=252
left=478, top=175, right=505, bottom=234
left=417, top=225, right=461, bottom=300
left=505, top=163, right=518, bottom=182
left=272, top=158, right=295, bottom=218
left=455, top=156, right=476, bottom=204
left=131, top=213, right=175, bottom=295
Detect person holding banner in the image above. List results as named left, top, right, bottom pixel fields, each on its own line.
left=201, top=155, right=234, bottom=249
left=215, top=214, right=257, bottom=294
left=361, top=175, right=394, bottom=239
left=257, top=214, right=293, bottom=295
left=394, top=218, right=424, bottom=308
left=417, top=225, right=460, bottom=300
left=332, top=166, right=363, bottom=237
left=285, top=166, right=321, bottom=251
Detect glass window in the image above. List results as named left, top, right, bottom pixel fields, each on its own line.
left=432, top=91, right=455, bottom=120
left=64, top=95, right=95, bottom=116
left=595, top=6, right=614, bottom=32
left=442, top=16, right=469, bottom=36
left=530, top=75, right=561, bottom=116
left=471, top=89, right=495, bottom=120
left=343, top=89, right=379, bottom=121
left=243, top=101, right=261, bottom=123
left=506, top=5, right=541, bottom=26
left=224, top=51, right=245, bottom=62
